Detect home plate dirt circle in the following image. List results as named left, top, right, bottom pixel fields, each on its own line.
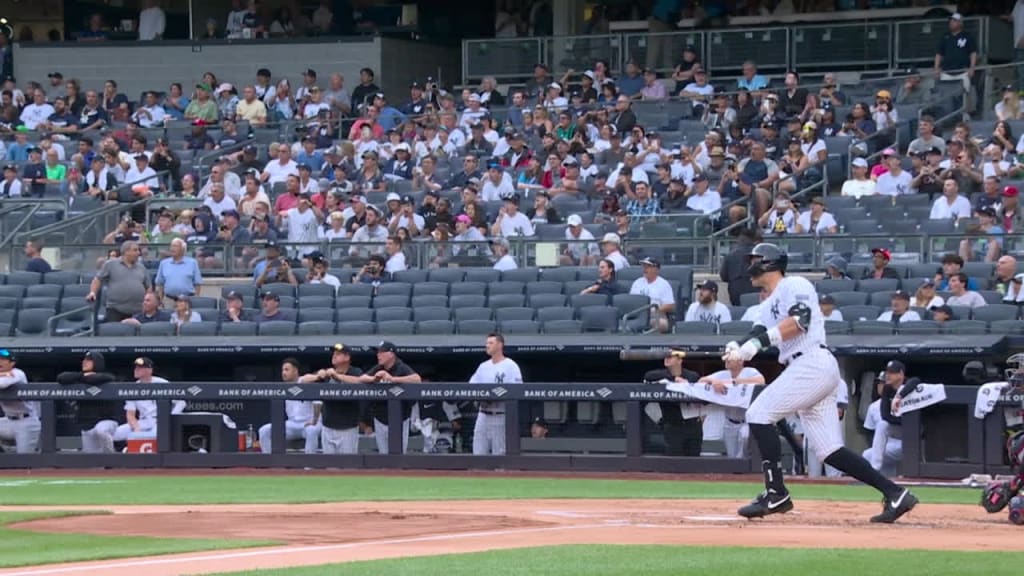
left=0, top=499, right=1017, bottom=576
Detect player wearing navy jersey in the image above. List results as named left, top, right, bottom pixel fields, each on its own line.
left=723, top=243, right=918, bottom=523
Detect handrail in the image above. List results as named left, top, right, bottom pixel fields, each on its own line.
left=46, top=305, right=95, bottom=338
left=0, top=203, right=42, bottom=256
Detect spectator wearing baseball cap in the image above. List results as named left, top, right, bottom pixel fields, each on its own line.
left=864, top=247, right=901, bottom=280
left=387, top=194, right=425, bottom=237
left=930, top=304, right=955, bottom=322
left=877, top=290, right=920, bottom=324
left=958, top=205, right=1004, bottom=263
left=683, top=278, right=731, bottom=328
left=561, top=213, right=599, bottom=266
left=913, top=278, right=944, bottom=310
left=220, top=290, right=252, bottom=323
left=795, top=196, right=838, bottom=235
left=875, top=150, right=912, bottom=196
left=491, top=193, right=535, bottom=238
left=1002, top=185, right=1022, bottom=233
left=600, top=232, right=630, bottom=270
left=818, top=293, right=843, bottom=321
left=842, top=157, right=876, bottom=198
left=631, top=256, right=677, bottom=333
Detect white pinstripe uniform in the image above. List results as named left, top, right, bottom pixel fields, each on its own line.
left=745, top=276, right=844, bottom=462
left=704, top=367, right=763, bottom=458
left=470, top=357, right=522, bottom=455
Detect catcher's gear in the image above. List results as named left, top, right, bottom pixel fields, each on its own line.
left=747, top=243, right=788, bottom=278
left=1004, top=353, right=1024, bottom=388
left=1009, top=495, right=1024, bottom=525
left=1009, top=430, right=1024, bottom=470
left=982, top=481, right=1016, bottom=513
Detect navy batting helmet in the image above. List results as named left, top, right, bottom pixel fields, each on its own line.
left=747, top=243, right=788, bottom=278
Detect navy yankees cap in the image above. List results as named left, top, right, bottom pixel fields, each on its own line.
left=885, top=360, right=905, bottom=373
left=377, top=341, right=398, bottom=353
left=134, top=357, right=154, bottom=369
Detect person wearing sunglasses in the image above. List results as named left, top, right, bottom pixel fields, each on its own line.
left=0, top=349, right=40, bottom=453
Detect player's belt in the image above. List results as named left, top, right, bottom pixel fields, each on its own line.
left=787, top=344, right=828, bottom=364
left=727, top=418, right=744, bottom=425
left=480, top=410, right=505, bottom=416
left=5, top=414, right=27, bottom=420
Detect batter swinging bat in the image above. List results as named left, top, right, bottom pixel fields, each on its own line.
left=619, top=349, right=723, bottom=362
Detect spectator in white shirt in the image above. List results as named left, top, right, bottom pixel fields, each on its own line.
left=481, top=162, right=515, bottom=202
left=562, top=214, right=599, bottom=265
left=600, top=233, right=630, bottom=270
left=491, top=237, right=518, bottom=271
left=132, top=91, right=167, bottom=128
left=912, top=279, right=944, bottom=309
left=348, top=205, right=388, bottom=257
left=876, top=291, right=921, bottom=323
left=306, top=255, right=340, bottom=293
left=282, top=194, right=322, bottom=258
left=137, top=0, right=166, bottom=40
left=124, top=154, right=160, bottom=190
left=683, top=279, right=731, bottom=326
left=875, top=154, right=912, bottom=196
left=679, top=69, right=714, bottom=114
left=629, top=257, right=676, bottom=333
left=458, top=93, right=489, bottom=131
left=842, top=157, right=876, bottom=198
left=491, top=194, right=535, bottom=238
left=261, top=144, right=299, bottom=185
left=795, top=196, right=838, bottom=235
left=20, top=89, right=55, bottom=130
left=202, top=183, right=237, bottom=216
left=819, top=293, right=844, bottom=321
left=384, top=235, right=407, bottom=274
left=945, top=272, right=987, bottom=308
left=759, top=191, right=798, bottom=235
left=930, top=178, right=972, bottom=221
left=685, top=174, right=722, bottom=215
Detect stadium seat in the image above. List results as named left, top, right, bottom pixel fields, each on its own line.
left=816, top=279, right=857, bottom=294
left=488, top=294, right=526, bottom=309
left=824, top=320, right=850, bottom=334
left=372, top=295, right=410, bottom=309
left=376, top=320, right=415, bottom=334
left=578, top=306, right=619, bottom=333
left=26, top=284, right=63, bottom=299
left=0, top=286, right=24, bottom=299
left=501, top=268, right=540, bottom=283
left=6, top=271, right=41, bottom=286
left=416, top=320, right=455, bottom=335
left=840, top=305, right=882, bottom=321
left=335, top=320, right=376, bottom=335
left=856, top=279, right=900, bottom=293
left=191, top=296, right=218, bottom=310
left=542, top=319, right=583, bottom=334
left=989, top=320, right=1024, bottom=334
left=180, top=323, right=217, bottom=336
left=449, top=282, right=487, bottom=297
left=978, top=290, right=1004, bottom=305
left=495, top=307, right=535, bottom=322
left=536, top=306, right=575, bottom=323
left=63, top=285, right=92, bottom=299
left=529, top=293, right=568, bottom=309
left=525, top=281, right=563, bottom=296
left=299, top=296, right=335, bottom=309
left=457, top=319, right=497, bottom=334
left=412, top=282, right=449, bottom=297
left=564, top=280, right=595, bottom=295
left=897, top=321, right=941, bottom=335
left=427, top=269, right=465, bottom=283
left=375, top=307, right=413, bottom=322
left=675, top=322, right=717, bottom=335
left=948, top=305, right=973, bottom=321
left=540, top=267, right=578, bottom=283
left=96, top=322, right=137, bottom=337
left=298, top=308, right=335, bottom=323
left=336, top=308, right=374, bottom=323
left=940, top=320, right=988, bottom=334
left=298, top=284, right=337, bottom=298
left=488, top=281, right=525, bottom=295
left=377, top=283, right=412, bottom=297
left=719, top=321, right=754, bottom=335
left=393, top=269, right=429, bottom=284
left=850, top=321, right=894, bottom=335
left=413, top=307, right=452, bottom=322
left=139, top=322, right=176, bottom=337
left=336, top=295, right=372, bottom=309
left=338, top=284, right=374, bottom=298
left=464, top=269, right=501, bottom=283
left=570, top=293, right=609, bottom=309
left=971, top=305, right=1018, bottom=323
left=830, top=291, right=869, bottom=307
left=219, top=322, right=258, bottom=336
left=411, top=295, right=449, bottom=308
left=450, top=294, right=487, bottom=309
left=261, top=283, right=297, bottom=299
left=43, top=271, right=80, bottom=286
left=738, top=292, right=761, bottom=307
left=21, top=297, right=57, bottom=311
left=258, top=321, right=297, bottom=336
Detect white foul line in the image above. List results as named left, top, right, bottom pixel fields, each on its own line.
left=0, top=523, right=619, bottom=576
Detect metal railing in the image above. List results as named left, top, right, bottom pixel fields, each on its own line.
left=463, top=16, right=987, bottom=81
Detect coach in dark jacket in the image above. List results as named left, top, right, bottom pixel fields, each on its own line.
left=644, top=346, right=702, bottom=457
left=58, top=350, right=119, bottom=452
left=720, top=228, right=761, bottom=306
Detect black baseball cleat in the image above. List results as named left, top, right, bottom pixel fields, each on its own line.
left=738, top=490, right=793, bottom=519
left=870, top=489, right=919, bottom=523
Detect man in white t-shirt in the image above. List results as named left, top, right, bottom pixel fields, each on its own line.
left=19, top=89, right=55, bottom=130
left=491, top=194, right=535, bottom=238
left=841, top=158, right=876, bottom=198
left=930, top=178, right=972, bottom=221
left=629, top=257, right=676, bottom=333
left=685, top=174, right=722, bottom=215
left=600, top=233, right=630, bottom=270
left=202, top=183, right=237, bottom=216
left=795, top=197, right=838, bottom=235
left=137, top=0, right=167, bottom=40
left=469, top=333, right=523, bottom=455
left=876, top=291, right=921, bottom=324
left=683, top=280, right=732, bottom=326
left=282, top=194, right=322, bottom=258
left=384, top=235, right=407, bottom=273
left=481, top=162, right=515, bottom=202
left=491, top=238, right=518, bottom=271
left=875, top=154, right=912, bottom=196
left=562, top=214, right=600, bottom=265
left=698, top=357, right=765, bottom=458
left=261, top=144, right=299, bottom=185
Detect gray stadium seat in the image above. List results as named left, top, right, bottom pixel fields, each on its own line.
left=180, top=322, right=217, bottom=336
left=375, top=307, right=413, bottom=322
left=0, top=286, right=24, bottom=299
left=414, top=307, right=452, bottom=322
left=525, top=281, right=564, bottom=296
left=824, top=320, right=849, bottom=334
left=869, top=291, right=898, bottom=308
left=298, top=284, right=337, bottom=298
left=497, top=317, right=540, bottom=332
left=453, top=307, right=492, bottom=322
left=336, top=320, right=376, bottom=335
left=21, top=297, right=57, bottom=311
left=219, top=322, right=258, bottom=336
left=261, top=283, right=297, bottom=299
left=816, top=279, right=857, bottom=293
left=464, top=269, right=501, bottom=283
left=412, top=282, right=449, bottom=297
left=488, top=294, right=526, bottom=309
left=850, top=321, right=894, bottom=335
left=540, top=267, right=578, bottom=283
left=450, top=294, right=487, bottom=309
left=738, top=292, right=760, bottom=307
left=970, top=304, right=1017, bottom=322
left=336, top=308, right=374, bottom=322
left=450, top=282, right=487, bottom=297
left=570, top=293, right=609, bottom=309
left=43, top=271, right=80, bottom=285
left=501, top=267, right=540, bottom=283
left=978, top=290, right=1003, bottom=304
left=377, top=283, right=412, bottom=297
left=537, top=306, right=574, bottom=323
left=719, top=321, right=754, bottom=335
left=6, top=272, right=41, bottom=286
left=564, top=280, right=595, bottom=295
left=299, top=296, right=335, bottom=309
left=411, top=295, right=449, bottom=308
left=856, top=279, right=900, bottom=293
left=920, top=219, right=955, bottom=235
left=96, top=322, right=137, bottom=337
left=338, top=284, right=375, bottom=298
left=372, top=295, right=410, bottom=309
left=947, top=305, right=973, bottom=321
left=191, top=296, right=218, bottom=310
left=376, top=320, right=416, bottom=334
left=897, top=321, right=941, bottom=335
left=428, top=269, right=466, bottom=283
left=840, top=305, right=882, bottom=321
left=529, top=293, right=568, bottom=309
left=488, top=281, right=525, bottom=295
left=139, top=322, right=176, bottom=337
left=258, top=321, right=297, bottom=336
left=675, top=322, right=717, bottom=335
left=542, top=319, right=583, bottom=334
left=495, top=307, right=535, bottom=322
left=578, top=306, right=619, bottom=333
left=393, top=269, right=429, bottom=284
left=63, top=285, right=92, bottom=299
left=416, top=320, right=455, bottom=335
left=989, top=320, right=1024, bottom=334
left=298, top=308, right=335, bottom=323
left=458, top=319, right=496, bottom=334
left=831, top=291, right=869, bottom=307
left=27, top=284, right=62, bottom=299
left=941, top=320, right=988, bottom=334
left=336, top=295, right=372, bottom=309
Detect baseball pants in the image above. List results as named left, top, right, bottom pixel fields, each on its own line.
left=865, top=419, right=903, bottom=475
left=723, top=419, right=749, bottom=459
left=320, top=426, right=359, bottom=454
left=745, top=347, right=844, bottom=462
left=113, top=419, right=156, bottom=441
left=373, top=418, right=410, bottom=454
left=0, top=416, right=40, bottom=453
left=259, top=420, right=321, bottom=454
left=473, top=411, right=506, bottom=455
left=81, top=420, right=118, bottom=453
left=806, top=417, right=845, bottom=478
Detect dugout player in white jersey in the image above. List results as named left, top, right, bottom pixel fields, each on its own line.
left=723, top=243, right=918, bottom=523
left=469, top=333, right=523, bottom=455
left=0, top=349, right=40, bottom=453
left=259, top=358, right=321, bottom=454
left=109, top=357, right=175, bottom=443
left=698, top=357, right=765, bottom=459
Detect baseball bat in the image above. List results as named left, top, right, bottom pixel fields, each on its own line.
left=619, top=349, right=723, bottom=361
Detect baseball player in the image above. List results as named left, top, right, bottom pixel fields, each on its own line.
left=469, top=333, right=523, bottom=455
left=873, top=360, right=921, bottom=473
left=357, top=341, right=422, bottom=454
left=259, top=358, right=321, bottom=454
left=643, top=347, right=702, bottom=456
left=300, top=343, right=364, bottom=455
left=698, top=357, right=765, bottom=459
left=723, top=243, right=918, bottom=522
left=93, top=357, right=174, bottom=445
left=804, top=373, right=849, bottom=478
left=57, top=350, right=118, bottom=453
left=0, top=349, right=40, bottom=453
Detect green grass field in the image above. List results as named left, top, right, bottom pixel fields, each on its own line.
left=213, top=545, right=1024, bottom=576
left=0, top=510, right=274, bottom=568
left=0, top=475, right=993, bottom=572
